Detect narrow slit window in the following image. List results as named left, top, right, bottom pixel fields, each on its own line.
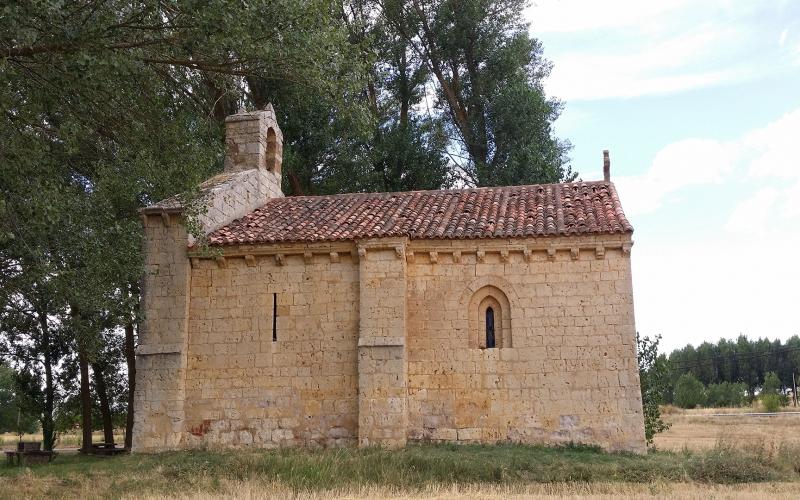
left=485, top=307, right=495, bottom=348
left=272, top=293, right=277, bottom=342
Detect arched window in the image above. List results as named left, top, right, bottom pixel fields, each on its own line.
left=485, top=307, right=496, bottom=348
left=265, top=127, right=282, bottom=174
left=467, top=285, right=512, bottom=349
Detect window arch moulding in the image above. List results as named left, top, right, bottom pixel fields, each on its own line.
left=467, top=285, right=512, bottom=349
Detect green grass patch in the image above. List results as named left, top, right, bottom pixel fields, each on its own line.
left=1, top=443, right=798, bottom=499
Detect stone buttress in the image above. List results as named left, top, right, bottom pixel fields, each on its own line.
left=132, top=106, right=283, bottom=452
left=356, top=239, right=409, bottom=447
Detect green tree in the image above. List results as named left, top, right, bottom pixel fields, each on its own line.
left=0, top=245, right=70, bottom=450
left=0, top=363, right=39, bottom=434
left=665, top=335, right=800, bottom=402
left=736, top=335, right=758, bottom=397
left=762, top=371, right=782, bottom=394
left=636, top=334, right=671, bottom=445
left=1, top=0, right=367, bottom=451
left=2, top=1, right=577, bottom=451
left=759, top=372, right=788, bottom=412
left=706, top=382, right=747, bottom=407
left=379, top=0, right=574, bottom=186
left=673, top=373, right=706, bottom=409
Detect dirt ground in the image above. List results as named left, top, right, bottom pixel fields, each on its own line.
left=653, top=407, right=800, bottom=451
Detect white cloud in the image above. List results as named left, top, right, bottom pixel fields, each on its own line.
left=724, top=187, right=780, bottom=235
left=615, top=107, right=800, bottom=220
left=783, top=181, right=800, bottom=217
left=634, top=232, right=800, bottom=352
left=623, top=108, right=800, bottom=350
left=528, top=1, right=795, bottom=100
left=529, top=0, right=693, bottom=33
left=722, top=108, right=800, bottom=235
left=614, top=139, right=736, bottom=216
left=742, top=108, right=800, bottom=179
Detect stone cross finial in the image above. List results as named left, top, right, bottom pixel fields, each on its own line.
left=603, top=150, right=610, bottom=182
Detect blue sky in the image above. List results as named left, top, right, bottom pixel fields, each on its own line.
left=527, top=0, right=800, bottom=351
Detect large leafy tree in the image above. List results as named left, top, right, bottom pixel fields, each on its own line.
left=0, top=362, right=39, bottom=434
left=1, top=0, right=367, bottom=449
left=2, top=0, right=576, bottom=450
left=377, top=0, right=574, bottom=186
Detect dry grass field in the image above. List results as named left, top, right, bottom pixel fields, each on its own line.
left=133, top=481, right=800, bottom=499
left=8, top=474, right=800, bottom=499
left=0, top=431, right=126, bottom=450
left=653, top=406, right=800, bottom=452
left=3, top=410, right=800, bottom=499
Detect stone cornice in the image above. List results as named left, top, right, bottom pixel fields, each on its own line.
left=187, top=235, right=633, bottom=266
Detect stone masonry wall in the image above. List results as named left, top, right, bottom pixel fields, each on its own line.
left=136, top=232, right=645, bottom=452
left=195, top=168, right=282, bottom=241
left=405, top=234, right=645, bottom=452
left=132, top=214, right=191, bottom=451
left=357, top=240, right=408, bottom=447
left=182, top=249, right=360, bottom=448
left=134, top=106, right=284, bottom=452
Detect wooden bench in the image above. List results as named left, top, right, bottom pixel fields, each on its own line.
left=5, top=450, right=55, bottom=465
left=87, top=442, right=128, bottom=456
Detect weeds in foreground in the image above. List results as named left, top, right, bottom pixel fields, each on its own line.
left=1, top=442, right=799, bottom=499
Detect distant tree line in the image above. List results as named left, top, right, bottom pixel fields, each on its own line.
left=666, top=335, right=800, bottom=401
left=637, top=335, right=799, bottom=445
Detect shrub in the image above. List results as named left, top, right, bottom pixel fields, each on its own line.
left=760, top=393, right=781, bottom=413
left=762, top=372, right=782, bottom=394
left=706, top=382, right=747, bottom=407
left=636, top=334, right=671, bottom=445
left=673, top=374, right=706, bottom=409
left=687, top=443, right=779, bottom=483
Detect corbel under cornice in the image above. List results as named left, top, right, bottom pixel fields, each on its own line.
left=188, top=238, right=634, bottom=266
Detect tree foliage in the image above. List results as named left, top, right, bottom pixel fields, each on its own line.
left=0, top=362, right=39, bottom=434
left=376, top=0, right=574, bottom=186
left=673, top=374, right=706, bottom=409
left=1, top=0, right=574, bottom=447
left=0, top=0, right=367, bottom=447
left=705, top=382, right=747, bottom=408
left=761, top=371, right=782, bottom=395
left=636, top=334, right=670, bottom=445
left=667, top=335, right=800, bottom=400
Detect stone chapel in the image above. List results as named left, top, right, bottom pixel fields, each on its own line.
left=132, top=105, right=646, bottom=453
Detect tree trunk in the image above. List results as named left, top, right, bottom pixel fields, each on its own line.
left=78, top=347, right=93, bottom=453
left=288, top=172, right=306, bottom=196
left=37, top=314, right=56, bottom=451
left=124, top=321, right=136, bottom=449
left=462, top=38, right=490, bottom=178
left=93, top=362, right=115, bottom=445
left=398, top=46, right=410, bottom=129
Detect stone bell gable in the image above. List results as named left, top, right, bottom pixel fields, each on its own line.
left=133, top=108, right=647, bottom=454
left=134, top=105, right=284, bottom=450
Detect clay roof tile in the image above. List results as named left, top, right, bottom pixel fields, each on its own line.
left=205, top=181, right=633, bottom=246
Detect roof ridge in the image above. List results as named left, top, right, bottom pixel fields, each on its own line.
left=267, top=180, right=613, bottom=202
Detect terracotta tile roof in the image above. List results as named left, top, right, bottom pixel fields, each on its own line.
left=206, top=181, right=632, bottom=245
